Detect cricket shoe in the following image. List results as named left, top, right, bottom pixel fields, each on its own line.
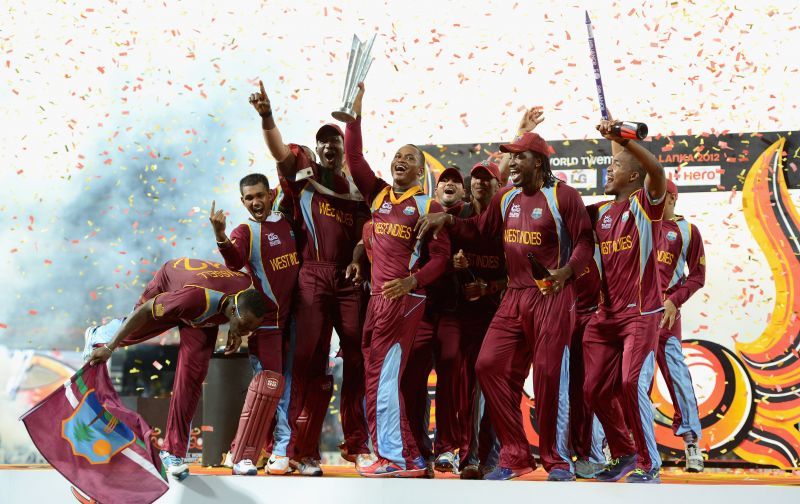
left=356, top=453, right=377, bottom=470
left=358, top=457, right=426, bottom=478
left=434, top=451, right=459, bottom=474
left=82, top=319, right=120, bottom=361
left=459, top=464, right=481, bottom=480
left=483, top=466, right=533, bottom=481
left=595, top=454, right=637, bottom=482
left=625, top=467, right=661, bottom=483
left=394, top=456, right=428, bottom=479
left=685, top=443, right=704, bottom=473
left=159, top=450, right=189, bottom=481
left=292, top=457, right=323, bottom=477
left=575, top=458, right=606, bottom=479
left=547, top=467, right=576, bottom=482
left=266, top=454, right=293, bottom=475
left=232, top=459, right=258, bottom=476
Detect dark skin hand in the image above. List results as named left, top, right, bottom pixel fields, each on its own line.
left=382, top=276, right=418, bottom=300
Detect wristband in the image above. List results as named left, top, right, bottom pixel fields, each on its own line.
left=216, top=238, right=230, bottom=246
left=103, top=344, right=114, bottom=353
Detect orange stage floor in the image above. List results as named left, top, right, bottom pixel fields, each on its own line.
left=6, top=463, right=800, bottom=485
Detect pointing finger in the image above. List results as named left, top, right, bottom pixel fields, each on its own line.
left=210, top=200, right=216, bottom=216
left=259, top=80, right=266, bottom=97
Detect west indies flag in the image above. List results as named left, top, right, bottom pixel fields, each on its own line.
left=20, top=363, right=169, bottom=504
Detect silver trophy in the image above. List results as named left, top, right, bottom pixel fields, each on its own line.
left=332, top=34, right=376, bottom=123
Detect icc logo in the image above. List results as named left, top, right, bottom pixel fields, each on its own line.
left=379, top=202, right=392, bottom=214
left=509, top=204, right=521, bottom=219
left=601, top=214, right=613, bottom=229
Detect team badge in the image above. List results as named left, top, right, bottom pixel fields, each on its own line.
left=531, top=208, right=543, bottom=220
left=621, top=211, right=630, bottom=222
left=509, top=203, right=521, bottom=219
left=403, top=206, right=416, bottom=215
left=267, top=232, right=282, bottom=246
left=154, top=303, right=165, bottom=317
left=379, top=202, right=392, bottom=214
left=62, top=390, right=135, bottom=464
left=601, top=214, right=613, bottom=230
left=666, top=231, right=678, bottom=241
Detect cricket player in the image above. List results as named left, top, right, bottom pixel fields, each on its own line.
left=345, top=82, right=451, bottom=478
left=209, top=173, right=300, bottom=476
left=655, top=179, right=706, bottom=472
left=583, top=117, right=668, bottom=483
left=250, top=82, right=372, bottom=474
left=84, top=258, right=269, bottom=480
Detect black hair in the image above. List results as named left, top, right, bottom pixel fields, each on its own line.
left=236, top=289, right=268, bottom=318
left=239, top=173, right=270, bottom=194
left=536, top=153, right=557, bottom=188
left=405, top=144, right=427, bottom=167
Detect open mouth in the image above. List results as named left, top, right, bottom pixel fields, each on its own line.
left=252, top=206, right=265, bottom=218
left=394, top=162, right=408, bottom=175
left=509, top=168, right=522, bottom=184
left=443, top=187, right=456, bottom=195
left=323, top=150, right=336, bottom=162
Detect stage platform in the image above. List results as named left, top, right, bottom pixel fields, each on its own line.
left=3, top=465, right=799, bottom=503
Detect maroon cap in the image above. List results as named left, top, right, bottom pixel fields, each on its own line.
left=499, top=132, right=552, bottom=158
left=666, top=179, right=679, bottom=195
left=437, top=167, right=464, bottom=184
left=316, top=123, right=344, bottom=141
left=470, top=160, right=501, bottom=182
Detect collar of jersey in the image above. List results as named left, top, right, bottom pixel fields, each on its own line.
left=387, top=185, right=423, bottom=204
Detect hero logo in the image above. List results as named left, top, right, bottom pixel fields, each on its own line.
left=267, top=233, right=281, bottom=246
left=267, top=378, right=279, bottom=389
left=403, top=206, right=416, bottom=216
left=531, top=208, right=543, bottom=220
left=378, top=202, right=393, bottom=214
left=509, top=203, right=521, bottom=219
left=666, top=230, right=678, bottom=241
left=601, top=214, right=613, bottom=230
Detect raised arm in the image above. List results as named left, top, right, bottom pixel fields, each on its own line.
left=209, top=200, right=249, bottom=270
left=250, top=80, right=296, bottom=176
left=344, top=83, right=386, bottom=202
left=598, top=117, right=665, bottom=202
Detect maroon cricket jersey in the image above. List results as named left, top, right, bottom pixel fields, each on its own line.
left=574, top=247, right=601, bottom=313
left=452, top=183, right=593, bottom=290
left=588, top=187, right=665, bottom=315
left=656, top=217, right=706, bottom=307
left=144, top=258, right=253, bottom=328
left=344, top=117, right=450, bottom=292
left=279, top=144, right=369, bottom=266
left=456, top=202, right=506, bottom=285
left=218, top=213, right=299, bottom=329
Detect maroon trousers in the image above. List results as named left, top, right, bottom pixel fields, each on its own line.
left=475, top=286, right=575, bottom=473
left=569, top=311, right=594, bottom=460
left=402, top=311, right=462, bottom=460
left=457, top=299, right=498, bottom=468
left=363, top=292, right=427, bottom=467
left=284, top=262, right=368, bottom=459
left=583, top=311, right=662, bottom=472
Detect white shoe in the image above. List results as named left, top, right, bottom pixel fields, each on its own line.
left=222, top=451, right=233, bottom=468
left=356, top=453, right=377, bottom=469
left=292, top=457, right=323, bottom=477
left=434, top=451, right=459, bottom=474
left=267, top=454, right=293, bottom=475
left=232, top=459, right=258, bottom=476
left=159, top=450, right=189, bottom=481
left=685, top=443, right=704, bottom=473
left=82, top=319, right=123, bottom=361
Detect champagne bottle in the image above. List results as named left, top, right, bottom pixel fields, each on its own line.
left=527, top=252, right=553, bottom=290
left=611, top=121, right=648, bottom=140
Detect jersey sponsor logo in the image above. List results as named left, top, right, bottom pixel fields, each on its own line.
left=531, top=207, right=543, bottom=220
left=621, top=211, right=630, bottom=222
left=601, top=214, right=613, bottom=230
left=318, top=200, right=354, bottom=226
left=504, top=228, right=542, bottom=246
left=666, top=230, right=678, bottom=241
left=373, top=221, right=413, bottom=240
left=657, top=249, right=675, bottom=265
left=378, top=202, right=393, bottom=214
left=600, top=235, right=633, bottom=255
left=403, top=206, right=416, bottom=215
left=269, top=251, right=300, bottom=271
left=267, top=232, right=282, bottom=247
left=509, top=203, right=521, bottom=219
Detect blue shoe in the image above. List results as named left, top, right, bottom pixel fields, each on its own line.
left=547, top=467, right=576, bottom=481
left=483, top=466, right=532, bottom=481
left=625, top=467, right=661, bottom=483
left=596, top=454, right=636, bottom=482
left=159, top=450, right=189, bottom=481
